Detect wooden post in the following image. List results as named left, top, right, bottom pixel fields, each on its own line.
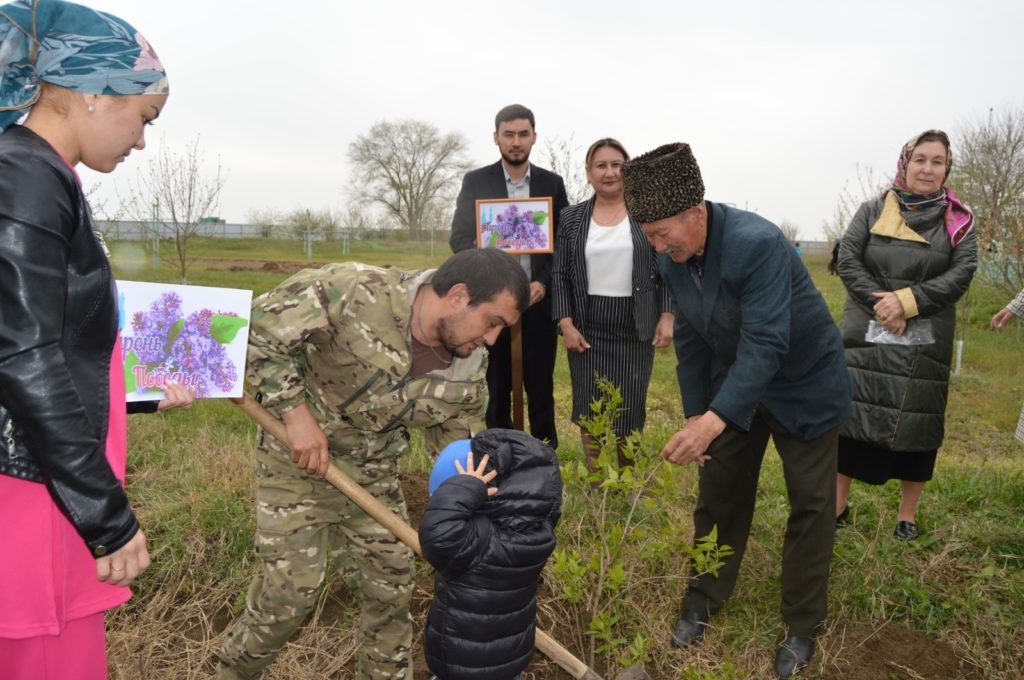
left=510, top=319, right=524, bottom=430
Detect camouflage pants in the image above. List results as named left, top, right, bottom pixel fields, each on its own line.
left=218, top=438, right=414, bottom=679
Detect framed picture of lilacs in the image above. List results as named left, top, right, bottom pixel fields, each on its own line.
left=117, top=280, right=252, bottom=402
left=475, top=197, right=554, bottom=254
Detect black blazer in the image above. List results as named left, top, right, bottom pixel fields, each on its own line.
left=551, top=196, right=671, bottom=341
left=450, top=161, right=569, bottom=316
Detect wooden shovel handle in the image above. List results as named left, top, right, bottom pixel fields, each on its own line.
left=511, top=318, right=524, bottom=430
left=231, top=393, right=603, bottom=680
left=232, top=394, right=420, bottom=549
left=535, top=630, right=603, bottom=679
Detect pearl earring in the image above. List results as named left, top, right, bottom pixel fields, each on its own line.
left=87, top=104, right=95, bottom=113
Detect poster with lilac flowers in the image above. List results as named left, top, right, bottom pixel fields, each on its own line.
left=475, top=197, right=554, bottom=253
left=117, top=280, right=252, bottom=402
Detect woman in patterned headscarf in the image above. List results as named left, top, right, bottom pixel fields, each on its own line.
left=835, top=130, right=977, bottom=541
left=0, top=1, right=168, bottom=676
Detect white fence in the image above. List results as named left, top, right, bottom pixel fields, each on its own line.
left=97, top=220, right=834, bottom=255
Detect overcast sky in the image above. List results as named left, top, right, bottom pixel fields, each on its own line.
left=80, top=0, right=1023, bottom=240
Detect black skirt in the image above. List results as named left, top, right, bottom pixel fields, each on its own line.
left=568, top=295, right=654, bottom=437
left=837, top=436, right=937, bottom=484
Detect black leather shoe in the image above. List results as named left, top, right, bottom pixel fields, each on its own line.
left=670, top=609, right=708, bottom=648
left=774, top=635, right=814, bottom=678
left=835, top=505, right=850, bottom=528
left=894, top=520, right=919, bottom=540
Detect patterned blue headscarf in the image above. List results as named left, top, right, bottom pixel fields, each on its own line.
left=0, top=0, right=168, bottom=131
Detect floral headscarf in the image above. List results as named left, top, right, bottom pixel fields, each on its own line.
left=0, top=0, right=168, bottom=131
left=891, top=129, right=973, bottom=247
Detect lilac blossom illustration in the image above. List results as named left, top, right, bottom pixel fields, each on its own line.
left=130, top=291, right=182, bottom=363
left=482, top=204, right=549, bottom=250
left=162, top=308, right=237, bottom=397
left=127, top=292, right=243, bottom=397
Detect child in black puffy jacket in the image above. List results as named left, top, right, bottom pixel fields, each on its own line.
left=419, top=428, right=563, bottom=680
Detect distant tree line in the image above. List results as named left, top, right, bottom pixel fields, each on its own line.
left=244, top=205, right=449, bottom=242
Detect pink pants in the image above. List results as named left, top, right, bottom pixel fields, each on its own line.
left=0, top=613, right=106, bottom=680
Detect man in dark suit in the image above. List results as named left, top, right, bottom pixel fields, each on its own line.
left=450, top=104, right=569, bottom=449
left=621, top=144, right=852, bottom=679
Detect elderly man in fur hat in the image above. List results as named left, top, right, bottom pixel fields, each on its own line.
left=621, top=144, right=852, bottom=679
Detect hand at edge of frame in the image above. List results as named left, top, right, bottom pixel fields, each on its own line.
left=991, top=307, right=1015, bottom=330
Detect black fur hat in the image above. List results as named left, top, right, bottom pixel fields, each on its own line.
left=621, top=143, right=704, bottom=224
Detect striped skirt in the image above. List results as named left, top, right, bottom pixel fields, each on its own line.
left=568, top=295, right=655, bottom=437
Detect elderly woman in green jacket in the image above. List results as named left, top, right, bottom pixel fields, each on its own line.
left=835, top=130, right=977, bottom=540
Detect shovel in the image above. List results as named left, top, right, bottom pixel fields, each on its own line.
left=233, top=394, right=650, bottom=680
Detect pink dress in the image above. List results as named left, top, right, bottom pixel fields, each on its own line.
left=0, top=336, right=131, bottom=639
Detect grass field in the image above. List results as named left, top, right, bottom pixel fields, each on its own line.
left=106, top=243, right=1024, bottom=679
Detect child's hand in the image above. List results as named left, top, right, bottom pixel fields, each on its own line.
left=454, top=451, right=498, bottom=496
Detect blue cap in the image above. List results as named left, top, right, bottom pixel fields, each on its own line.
left=429, top=439, right=473, bottom=495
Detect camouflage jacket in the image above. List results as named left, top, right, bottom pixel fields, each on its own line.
left=247, top=263, right=487, bottom=461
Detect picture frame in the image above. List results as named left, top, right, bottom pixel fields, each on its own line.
left=475, top=196, right=554, bottom=254
left=118, top=280, right=252, bottom=401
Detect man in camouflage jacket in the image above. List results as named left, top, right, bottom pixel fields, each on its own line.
left=217, top=249, right=530, bottom=680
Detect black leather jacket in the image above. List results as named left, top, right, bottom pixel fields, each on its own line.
left=0, top=125, right=139, bottom=558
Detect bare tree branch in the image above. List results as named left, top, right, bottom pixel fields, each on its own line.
left=538, top=133, right=590, bottom=205
left=124, top=136, right=227, bottom=283
left=348, top=120, right=470, bottom=240
left=340, top=204, right=374, bottom=238
left=949, top=106, right=1024, bottom=297
left=778, top=220, right=800, bottom=243
left=86, top=182, right=129, bottom=237
left=246, top=207, right=285, bottom=239
left=821, top=164, right=888, bottom=242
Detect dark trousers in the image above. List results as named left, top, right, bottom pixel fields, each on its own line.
left=682, top=407, right=837, bottom=638
left=484, top=302, right=558, bottom=449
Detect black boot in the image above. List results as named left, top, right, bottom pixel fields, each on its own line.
left=670, top=609, right=709, bottom=648
left=774, top=635, right=814, bottom=678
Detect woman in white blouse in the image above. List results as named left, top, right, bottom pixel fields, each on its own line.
left=551, top=138, right=674, bottom=472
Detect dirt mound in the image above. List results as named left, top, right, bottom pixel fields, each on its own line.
left=259, top=260, right=291, bottom=273
left=202, top=258, right=307, bottom=274
left=822, top=621, right=982, bottom=680
left=402, top=472, right=430, bottom=525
